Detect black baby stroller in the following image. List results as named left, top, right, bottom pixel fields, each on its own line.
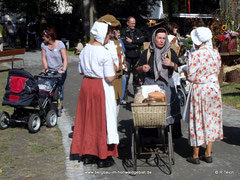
left=0, top=69, right=62, bottom=133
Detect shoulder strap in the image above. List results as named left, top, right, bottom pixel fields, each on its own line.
left=168, top=49, right=171, bottom=60
left=147, top=48, right=151, bottom=63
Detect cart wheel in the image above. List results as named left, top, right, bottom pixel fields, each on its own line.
left=168, top=126, right=174, bottom=174
left=28, top=114, right=41, bottom=133
left=0, top=111, right=10, bottom=130
left=168, top=125, right=175, bottom=165
left=46, top=110, right=58, bottom=128
left=177, top=88, right=186, bottom=106
left=131, top=128, right=137, bottom=171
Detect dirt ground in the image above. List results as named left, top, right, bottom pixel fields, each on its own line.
left=0, top=66, right=66, bottom=180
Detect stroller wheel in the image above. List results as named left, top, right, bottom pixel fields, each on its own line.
left=0, top=111, right=10, bottom=130
left=28, top=114, right=41, bottom=133
left=46, top=110, right=58, bottom=128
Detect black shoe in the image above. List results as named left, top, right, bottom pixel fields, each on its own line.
left=57, top=109, right=62, bottom=117
left=83, top=155, right=97, bottom=165
left=200, top=156, right=213, bottom=163
left=186, top=157, right=200, bottom=164
left=98, top=157, right=115, bottom=168
left=68, top=132, right=73, bottom=138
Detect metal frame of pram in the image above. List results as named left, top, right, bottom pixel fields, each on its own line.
left=130, top=102, right=174, bottom=175
left=0, top=71, right=62, bottom=133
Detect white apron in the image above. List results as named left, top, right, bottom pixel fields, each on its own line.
left=182, top=74, right=219, bottom=123
left=102, top=79, right=119, bottom=144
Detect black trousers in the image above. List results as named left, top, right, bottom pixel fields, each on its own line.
left=125, top=57, right=140, bottom=97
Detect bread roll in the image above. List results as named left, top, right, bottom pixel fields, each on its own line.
left=148, top=90, right=166, bottom=102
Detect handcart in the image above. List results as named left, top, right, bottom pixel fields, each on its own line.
left=130, top=102, right=174, bottom=174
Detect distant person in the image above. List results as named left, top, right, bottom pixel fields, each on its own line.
left=167, top=22, right=182, bottom=90
left=186, top=27, right=223, bottom=165
left=167, top=22, right=181, bottom=56
left=120, top=16, right=145, bottom=100
left=41, top=27, right=68, bottom=116
left=27, top=20, right=37, bottom=49
left=5, top=21, right=15, bottom=48
left=114, top=29, right=128, bottom=105
left=17, top=22, right=27, bottom=48
left=111, top=29, right=127, bottom=107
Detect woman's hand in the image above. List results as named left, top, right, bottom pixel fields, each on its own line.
left=42, top=68, right=48, bottom=73
left=58, top=69, right=65, bottom=74
left=142, top=64, right=151, bottom=72
left=162, top=58, right=174, bottom=67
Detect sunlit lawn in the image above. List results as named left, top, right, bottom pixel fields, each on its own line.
left=221, top=83, right=240, bottom=109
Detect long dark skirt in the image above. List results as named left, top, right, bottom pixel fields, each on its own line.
left=144, top=77, right=182, bottom=139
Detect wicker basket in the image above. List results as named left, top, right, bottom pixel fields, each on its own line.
left=131, top=102, right=167, bottom=128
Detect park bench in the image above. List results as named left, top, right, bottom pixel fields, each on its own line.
left=0, top=48, right=25, bottom=72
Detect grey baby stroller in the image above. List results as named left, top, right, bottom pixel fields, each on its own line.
left=0, top=69, right=62, bottom=133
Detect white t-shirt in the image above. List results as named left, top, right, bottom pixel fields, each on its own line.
left=79, top=44, right=115, bottom=78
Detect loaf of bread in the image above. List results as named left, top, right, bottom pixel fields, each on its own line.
left=148, top=90, right=166, bottom=102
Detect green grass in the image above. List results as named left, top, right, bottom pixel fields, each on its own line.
left=67, top=48, right=78, bottom=56
left=221, top=83, right=240, bottom=109
left=0, top=65, right=14, bottom=114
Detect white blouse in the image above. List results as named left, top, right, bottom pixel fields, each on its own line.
left=79, top=44, right=115, bottom=78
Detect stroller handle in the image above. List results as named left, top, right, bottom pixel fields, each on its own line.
left=35, top=71, right=62, bottom=79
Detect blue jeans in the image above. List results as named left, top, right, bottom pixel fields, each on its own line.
left=46, top=71, right=67, bottom=104
left=120, top=74, right=126, bottom=102
left=59, top=71, right=67, bottom=103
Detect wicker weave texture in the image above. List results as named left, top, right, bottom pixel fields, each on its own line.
left=131, top=104, right=167, bottom=128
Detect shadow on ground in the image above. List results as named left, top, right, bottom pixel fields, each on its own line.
left=222, top=125, right=240, bottom=146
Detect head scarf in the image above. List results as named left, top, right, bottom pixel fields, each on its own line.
left=90, top=22, right=109, bottom=45
left=150, top=27, right=171, bottom=82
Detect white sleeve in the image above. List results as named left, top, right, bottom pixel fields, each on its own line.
left=103, top=52, right=115, bottom=77
left=78, top=52, right=83, bottom=73
left=105, top=41, right=119, bottom=69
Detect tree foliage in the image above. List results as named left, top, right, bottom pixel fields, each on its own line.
left=94, top=0, right=158, bottom=19
left=162, top=0, right=220, bottom=16
left=0, top=0, right=58, bottom=20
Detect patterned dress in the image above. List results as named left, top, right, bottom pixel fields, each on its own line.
left=187, top=46, right=223, bottom=146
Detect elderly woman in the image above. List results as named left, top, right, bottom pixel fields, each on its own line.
left=70, top=21, right=119, bottom=168
left=186, top=27, right=223, bottom=164
left=136, top=27, right=182, bottom=139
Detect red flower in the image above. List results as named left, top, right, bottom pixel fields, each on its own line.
left=217, top=35, right=226, bottom=42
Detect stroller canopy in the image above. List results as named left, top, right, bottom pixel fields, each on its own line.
left=2, top=69, right=38, bottom=107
